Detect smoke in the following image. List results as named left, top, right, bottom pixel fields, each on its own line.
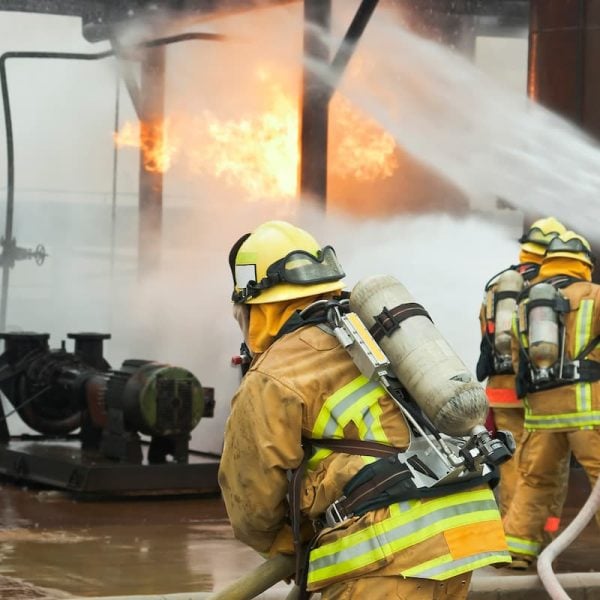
left=2, top=2, right=597, bottom=455
left=311, top=7, right=600, bottom=238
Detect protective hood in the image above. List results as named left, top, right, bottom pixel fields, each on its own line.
left=539, top=257, right=592, bottom=282
left=247, top=292, right=337, bottom=355
left=518, top=248, right=544, bottom=265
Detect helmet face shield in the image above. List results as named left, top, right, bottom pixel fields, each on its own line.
left=271, top=246, right=344, bottom=285
left=546, top=236, right=596, bottom=265
left=518, top=226, right=557, bottom=247
left=232, top=245, right=345, bottom=303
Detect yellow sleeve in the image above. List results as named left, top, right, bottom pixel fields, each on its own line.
left=218, top=370, right=305, bottom=554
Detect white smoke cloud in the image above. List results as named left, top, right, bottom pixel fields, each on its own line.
left=3, top=2, right=594, bottom=456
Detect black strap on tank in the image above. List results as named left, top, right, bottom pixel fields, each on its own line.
left=321, top=455, right=499, bottom=525
left=494, top=290, right=520, bottom=302
left=369, top=303, right=432, bottom=343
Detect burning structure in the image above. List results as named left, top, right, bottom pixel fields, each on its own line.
left=0, top=0, right=598, bottom=494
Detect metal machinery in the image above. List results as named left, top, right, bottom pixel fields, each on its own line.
left=0, top=330, right=218, bottom=496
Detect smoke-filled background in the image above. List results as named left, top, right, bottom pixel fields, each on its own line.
left=0, top=1, right=598, bottom=454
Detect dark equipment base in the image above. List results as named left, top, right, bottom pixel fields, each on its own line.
left=0, top=435, right=220, bottom=497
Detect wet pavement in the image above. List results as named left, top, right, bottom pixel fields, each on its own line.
left=0, top=471, right=596, bottom=599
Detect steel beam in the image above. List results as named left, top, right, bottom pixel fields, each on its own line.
left=299, top=0, right=380, bottom=206
left=299, top=0, right=331, bottom=205
left=138, top=45, right=166, bottom=277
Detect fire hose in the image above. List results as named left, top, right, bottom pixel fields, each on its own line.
left=71, top=554, right=299, bottom=600
left=206, top=553, right=299, bottom=600
left=537, top=474, right=600, bottom=599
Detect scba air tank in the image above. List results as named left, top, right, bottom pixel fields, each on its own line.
left=527, top=282, right=560, bottom=369
left=493, top=269, right=524, bottom=361
left=350, top=274, right=488, bottom=436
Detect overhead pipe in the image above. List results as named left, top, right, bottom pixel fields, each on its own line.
left=0, top=31, right=225, bottom=331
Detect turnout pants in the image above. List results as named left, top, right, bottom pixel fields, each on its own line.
left=319, top=572, right=473, bottom=600
left=503, top=428, right=600, bottom=560
left=494, top=407, right=570, bottom=522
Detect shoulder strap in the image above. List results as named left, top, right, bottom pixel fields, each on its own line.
left=274, top=297, right=349, bottom=342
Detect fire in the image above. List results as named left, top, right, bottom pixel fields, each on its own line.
left=330, top=97, right=399, bottom=181
left=113, top=71, right=398, bottom=198
left=187, top=80, right=298, bottom=199
left=113, top=118, right=178, bottom=173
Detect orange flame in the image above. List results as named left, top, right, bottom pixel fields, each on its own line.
left=113, top=118, right=178, bottom=173
left=113, top=71, right=398, bottom=198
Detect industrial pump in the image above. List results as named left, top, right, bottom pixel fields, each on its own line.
left=0, top=331, right=214, bottom=466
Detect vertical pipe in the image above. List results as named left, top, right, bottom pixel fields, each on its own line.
left=138, top=45, right=165, bottom=277
left=110, top=68, right=120, bottom=279
left=299, top=0, right=331, bottom=205
left=0, top=55, right=14, bottom=332
left=327, top=0, right=380, bottom=99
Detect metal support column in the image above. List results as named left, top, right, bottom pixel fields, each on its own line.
left=528, top=0, right=600, bottom=137
left=300, top=0, right=331, bottom=205
left=138, top=45, right=165, bottom=276
left=527, top=0, right=600, bottom=281
left=299, top=0, right=380, bottom=206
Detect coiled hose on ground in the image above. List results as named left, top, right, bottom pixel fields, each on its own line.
left=537, top=474, right=600, bottom=599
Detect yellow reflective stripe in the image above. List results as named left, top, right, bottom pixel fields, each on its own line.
left=309, top=376, right=388, bottom=469
left=506, top=535, right=541, bottom=557
left=576, top=382, right=591, bottom=413
left=312, top=376, right=379, bottom=439
left=525, top=409, right=600, bottom=430
left=307, top=447, right=332, bottom=471
left=359, top=400, right=389, bottom=445
left=574, top=299, right=593, bottom=356
left=574, top=300, right=594, bottom=415
left=401, top=551, right=510, bottom=579
left=338, top=387, right=385, bottom=431
left=308, top=489, right=500, bottom=585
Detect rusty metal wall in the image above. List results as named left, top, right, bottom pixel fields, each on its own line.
left=529, top=0, right=600, bottom=139
left=528, top=0, right=600, bottom=281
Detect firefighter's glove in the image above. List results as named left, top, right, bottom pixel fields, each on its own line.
left=267, top=521, right=313, bottom=558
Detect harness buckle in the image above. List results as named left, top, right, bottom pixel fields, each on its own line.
left=324, top=496, right=350, bottom=528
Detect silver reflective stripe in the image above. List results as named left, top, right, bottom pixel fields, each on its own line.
left=506, top=535, right=541, bottom=556
left=526, top=410, right=600, bottom=429
left=309, top=499, right=498, bottom=573
left=577, top=382, right=591, bottom=413
left=407, top=550, right=506, bottom=578
left=574, top=299, right=593, bottom=356
left=319, top=380, right=381, bottom=438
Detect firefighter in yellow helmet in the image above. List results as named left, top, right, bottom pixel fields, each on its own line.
left=503, top=230, right=600, bottom=569
left=219, top=220, right=510, bottom=600
left=476, top=216, right=569, bottom=522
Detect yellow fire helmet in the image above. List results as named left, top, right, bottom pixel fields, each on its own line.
left=545, top=230, right=596, bottom=267
left=519, top=216, right=566, bottom=256
left=229, top=220, right=346, bottom=304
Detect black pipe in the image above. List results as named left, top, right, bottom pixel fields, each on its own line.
left=0, top=31, right=225, bottom=331
left=327, top=0, right=380, bottom=101
left=299, top=0, right=380, bottom=203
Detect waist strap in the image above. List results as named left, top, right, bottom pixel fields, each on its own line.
left=529, top=359, right=600, bottom=393
left=320, top=453, right=498, bottom=528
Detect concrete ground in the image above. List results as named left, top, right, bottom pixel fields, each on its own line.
left=0, top=468, right=596, bottom=599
